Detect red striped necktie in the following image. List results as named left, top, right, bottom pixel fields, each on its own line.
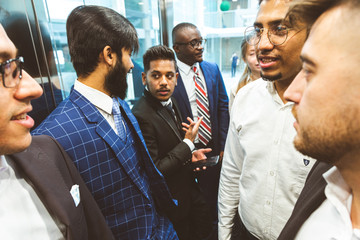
left=192, top=66, right=212, bottom=146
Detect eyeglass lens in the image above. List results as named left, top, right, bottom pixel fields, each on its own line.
left=1, top=58, right=22, bottom=88
left=245, top=27, right=287, bottom=46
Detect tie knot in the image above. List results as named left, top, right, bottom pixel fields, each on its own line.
left=192, top=66, right=198, bottom=74
left=165, top=101, right=173, bottom=111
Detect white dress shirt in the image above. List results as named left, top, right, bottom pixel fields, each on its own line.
left=296, top=166, right=360, bottom=240
left=218, top=79, right=315, bottom=240
left=0, top=155, right=64, bottom=239
left=74, top=80, right=118, bottom=133
left=177, top=60, right=207, bottom=144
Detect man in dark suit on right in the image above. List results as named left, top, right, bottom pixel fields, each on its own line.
left=172, top=23, right=229, bottom=229
left=132, top=45, right=213, bottom=239
left=278, top=0, right=360, bottom=239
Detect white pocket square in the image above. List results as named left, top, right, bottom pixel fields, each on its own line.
left=70, top=184, right=80, bottom=207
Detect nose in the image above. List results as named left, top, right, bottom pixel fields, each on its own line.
left=129, top=58, right=134, bottom=71
left=257, top=29, right=274, bottom=51
left=14, top=70, right=43, bottom=101
left=284, top=69, right=306, bottom=104
left=159, top=75, right=167, bottom=85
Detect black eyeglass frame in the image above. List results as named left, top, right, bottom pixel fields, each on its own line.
left=175, top=39, right=207, bottom=49
left=0, top=56, right=24, bottom=88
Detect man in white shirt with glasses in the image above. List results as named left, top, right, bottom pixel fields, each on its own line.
left=218, top=0, right=315, bottom=239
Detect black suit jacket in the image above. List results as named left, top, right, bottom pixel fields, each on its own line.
left=278, top=161, right=332, bottom=240
left=132, top=90, right=211, bottom=239
left=132, top=90, right=195, bottom=204
left=7, top=135, right=114, bottom=240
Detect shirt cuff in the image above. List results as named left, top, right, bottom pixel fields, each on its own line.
left=183, top=139, right=195, bottom=151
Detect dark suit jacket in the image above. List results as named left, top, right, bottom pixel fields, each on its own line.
left=278, top=161, right=332, bottom=240
left=172, top=61, right=229, bottom=155
left=132, top=90, right=211, bottom=239
left=7, top=135, right=113, bottom=240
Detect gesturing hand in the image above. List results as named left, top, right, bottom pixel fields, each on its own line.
left=182, top=117, right=203, bottom=142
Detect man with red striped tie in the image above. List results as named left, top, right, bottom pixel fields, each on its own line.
left=172, top=22, right=230, bottom=240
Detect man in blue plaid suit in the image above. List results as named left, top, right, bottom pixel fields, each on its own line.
left=32, top=5, right=178, bottom=239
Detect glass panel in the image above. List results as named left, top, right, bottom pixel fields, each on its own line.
left=42, top=0, right=161, bottom=106
left=165, top=0, right=259, bottom=94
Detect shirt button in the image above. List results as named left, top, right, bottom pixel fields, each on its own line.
left=270, top=171, right=274, bottom=176
left=266, top=200, right=271, bottom=205
left=274, top=139, right=279, bottom=144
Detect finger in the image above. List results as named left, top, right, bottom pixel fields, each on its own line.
left=182, top=122, right=190, bottom=128
left=187, top=117, right=194, bottom=124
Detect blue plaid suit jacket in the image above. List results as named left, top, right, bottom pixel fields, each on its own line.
left=32, top=89, right=178, bottom=239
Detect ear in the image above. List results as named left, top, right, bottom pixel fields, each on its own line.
left=175, top=72, right=178, bottom=86
left=173, top=45, right=180, bottom=54
left=102, top=46, right=115, bottom=66
left=141, top=72, right=147, bottom=86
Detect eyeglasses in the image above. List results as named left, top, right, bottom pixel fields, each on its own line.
left=245, top=25, right=291, bottom=46
left=175, top=39, right=207, bottom=49
left=0, top=56, right=24, bottom=88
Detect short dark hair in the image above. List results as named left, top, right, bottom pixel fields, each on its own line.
left=66, top=5, right=139, bottom=78
left=172, top=22, right=197, bottom=45
left=143, top=45, right=176, bottom=73
left=287, top=0, right=360, bottom=30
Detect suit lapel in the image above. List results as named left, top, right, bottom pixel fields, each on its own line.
left=143, top=90, right=182, bottom=141
left=71, top=91, right=150, bottom=200
left=200, top=61, right=214, bottom=119
left=174, top=72, right=193, bottom=118
left=11, top=146, right=73, bottom=237
left=157, top=107, right=182, bottom=141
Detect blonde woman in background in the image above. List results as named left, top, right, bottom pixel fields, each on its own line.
left=229, top=39, right=261, bottom=112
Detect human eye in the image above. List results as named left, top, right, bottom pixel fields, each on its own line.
left=189, top=39, right=198, bottom=47
left=3, top=62, right=13, bottom=78
left=254, top=26, right=262, bottom=36
left=302, top=65, right=313, bottom=82
left=152, top=73, right=161, bottom=79
left=272, top=25, right=288, bottom=36
left=166, top=73, right=174, bottom=79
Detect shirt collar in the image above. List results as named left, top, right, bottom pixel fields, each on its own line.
left=0, top=155, right=10, bottom=180
left=74, top=80, right=113, bottom=115
left=323, top=166, right=352, bottom=204
left=160, top=98, right=172, bottom=107
left=177, top=59, right=199, bottom=75
left=266, top=81, right=294, bottom=108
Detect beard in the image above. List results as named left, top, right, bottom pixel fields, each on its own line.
left=293, top=106, right=360, bottom=165
left=260, top=71, right=282, bottom=82
left=104, top=59, right=128, bottom=100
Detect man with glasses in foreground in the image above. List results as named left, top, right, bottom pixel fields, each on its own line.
left=0, top=24, right=113, bottom=239
left=218, top=0, right=315, bottom=239
left=172, top=22, right=229, bottom=239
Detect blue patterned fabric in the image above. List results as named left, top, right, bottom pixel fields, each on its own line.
left=32, top=89, right=178, bottom=240
left=112, top=97, right=126, bottom=141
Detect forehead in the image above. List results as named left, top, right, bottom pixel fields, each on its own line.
left=255, top=0, right=290, bottom=26
left=149, top=59, right=176, bottom=71
left=176, top=27, right=201, bottom=42
left=302, top=6, right=356, bottom=67
left=0, top=25, right=17, bottom=62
